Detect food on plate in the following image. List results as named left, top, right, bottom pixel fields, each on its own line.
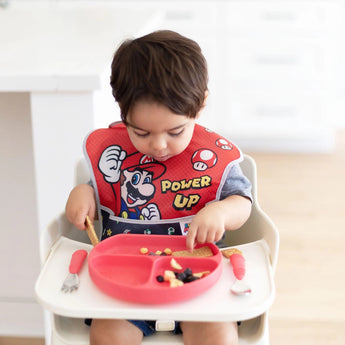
left=163, top=270, right=176, bottom=282
left=139, top=247, right=172, bottom=256
left=170, top=258, right=183, bottom=270
left=156, top=275, right=164, bottom=282
left=172, top=246, right=213, bottom=257
left=157, top=258, right=210, bottom=288
left=140, top=247, right=149, bottom=255
left=163, top=248, right=172, bottom=255
left=139, top=246, right=214, bottom=257
left=169, top=278, right=184, bottom=287
left=193, top=270, right=210, bottom=278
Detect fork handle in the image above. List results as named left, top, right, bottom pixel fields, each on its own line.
left=69, top=250, right=88, bottom=274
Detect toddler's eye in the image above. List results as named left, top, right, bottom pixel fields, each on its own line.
left=169, top=129, right=184, bottom=137
left=134, top=131, right=149, bottom=138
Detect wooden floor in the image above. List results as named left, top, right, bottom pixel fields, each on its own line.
left=1, top=131, right=344, bottom=345
left=252, top=130, right=345, bottom=345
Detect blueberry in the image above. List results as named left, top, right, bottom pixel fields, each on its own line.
left=156, top=275, right=164, bottom=283
left=185, top=275, right=200, bottom=283
left=184, top=268, right=193, bottom=276
left=176, top=272, right=187, bottom=282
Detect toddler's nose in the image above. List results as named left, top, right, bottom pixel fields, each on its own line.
left=151, top=135, right=167, bottom=151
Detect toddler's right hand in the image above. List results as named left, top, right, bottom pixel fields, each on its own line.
left=65, top=184, right=97, bottom=230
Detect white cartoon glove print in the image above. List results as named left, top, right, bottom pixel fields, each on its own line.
left=141, top=203, right=161, bottom=220
left=98, top=145, right=126, bottom=183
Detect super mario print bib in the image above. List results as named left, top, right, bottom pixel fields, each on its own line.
left=84, top=122, right=242, bottom=239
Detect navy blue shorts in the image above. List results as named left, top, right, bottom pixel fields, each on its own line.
left=84, top=319, right=182, bottom=336
left=129, top=320, right=182, bottom=336
left=128, top=320, right=241, bottom=336
left=129, top=320, right=240, bottom=335
left=85, top=319, right=239, bottom=336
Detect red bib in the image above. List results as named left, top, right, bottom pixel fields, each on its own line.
left=84, top=123, right=242, bottom=238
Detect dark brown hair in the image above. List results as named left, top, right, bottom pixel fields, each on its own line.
left=110, top=30, right=208, bottom=123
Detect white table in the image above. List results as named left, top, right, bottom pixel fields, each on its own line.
left=35, top=236, right=275, bottom=322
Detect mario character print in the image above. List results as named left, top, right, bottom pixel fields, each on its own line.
left=98, top=145, right=166, bottom=220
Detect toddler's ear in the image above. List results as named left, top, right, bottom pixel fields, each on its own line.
left=202, top=90, right=209, bottom=108
left=196, top=90, right=209, bottom=120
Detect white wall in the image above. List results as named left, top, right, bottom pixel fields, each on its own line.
left=0, top=93, right=44, bottom=336
left=92, top=0, right=344, bottom=152
left=5, top=0, right=345, bottom=131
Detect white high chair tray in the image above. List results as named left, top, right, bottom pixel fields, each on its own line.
left=35, top=236, right=275, bottom=322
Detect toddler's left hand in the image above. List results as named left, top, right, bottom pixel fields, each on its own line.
left=186, top=201, right=226, bottom=251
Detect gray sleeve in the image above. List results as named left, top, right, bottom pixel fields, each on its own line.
left=220, top=164, right=252, bottom=202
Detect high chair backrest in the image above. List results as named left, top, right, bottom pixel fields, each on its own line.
left=224, top=154, right=279, bottom=272
left=39, top=158, right=93, bottom=264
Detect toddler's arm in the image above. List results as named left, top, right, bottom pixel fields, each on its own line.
left=186, top=195, right=252, bottom=251
left=65, top=184, right=97, bottom=230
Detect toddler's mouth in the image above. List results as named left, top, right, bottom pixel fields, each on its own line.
left=154, top=155, right=170, bottom=162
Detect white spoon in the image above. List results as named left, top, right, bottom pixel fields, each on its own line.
left=230, top=279, right=252, bottom=295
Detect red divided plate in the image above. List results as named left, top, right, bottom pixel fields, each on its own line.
left=88, top=234, right=222, bottom=304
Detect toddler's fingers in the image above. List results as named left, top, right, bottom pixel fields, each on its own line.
left=206, top=227, right=222, bottom=244
left=195, top=227, right=208, bottom=245
left=213, top=228, right=225, bottom=243
left=74, top=212, right=89, bottom=230
left=186, top=225, right=197, bottom=251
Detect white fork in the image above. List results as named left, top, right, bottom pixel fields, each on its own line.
left=61, top=249, right=88, bottom=293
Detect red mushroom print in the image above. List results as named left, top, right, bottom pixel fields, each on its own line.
left=215, top=138, right=233, bottom=150
left=191, top=149, right=217, bottom=171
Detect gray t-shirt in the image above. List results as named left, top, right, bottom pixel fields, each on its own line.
left=220, top=164, right=252, bottom=202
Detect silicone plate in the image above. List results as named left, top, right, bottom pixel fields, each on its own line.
left=88, top=234, right=222, bottom=304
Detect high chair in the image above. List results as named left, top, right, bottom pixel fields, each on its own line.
left=36, top=154, right=279, bottom=345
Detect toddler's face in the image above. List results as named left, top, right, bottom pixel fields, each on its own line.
left=126, top=101, right=198, bottom=162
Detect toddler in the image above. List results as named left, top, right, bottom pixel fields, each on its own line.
left=66, top=30, right=252, bottom=345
